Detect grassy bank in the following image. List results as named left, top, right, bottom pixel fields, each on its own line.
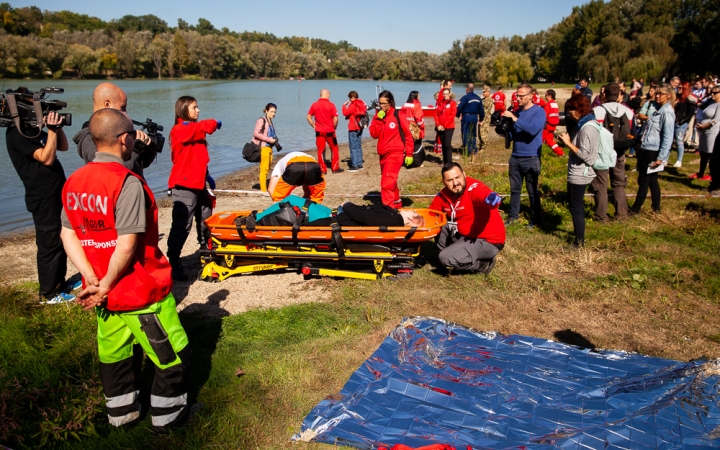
left=2, top=136, right=720, bottom=448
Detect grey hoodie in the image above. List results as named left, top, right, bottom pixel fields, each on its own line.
left=73, top=124, right=143, bottom=177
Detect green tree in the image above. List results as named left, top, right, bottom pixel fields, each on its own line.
left=63, top=43, right=98, bottom=78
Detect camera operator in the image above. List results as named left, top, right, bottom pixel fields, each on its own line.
left=74, top=82, right=155, bottom=178
left=501, top=84, right=547, bottom=227
left=5, top=89, right=72, bottom=303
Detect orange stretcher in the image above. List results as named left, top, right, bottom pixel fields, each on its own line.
left=199, top=209, right=446, bottom=281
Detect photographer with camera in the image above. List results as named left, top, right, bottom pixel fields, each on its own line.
left=5, top=87, right=73, bottom=303
left=502, top=84, right=547, bottom=228
left=253, top=103, right=281, bottom=192
left=74, top=83, right=162, bottom=178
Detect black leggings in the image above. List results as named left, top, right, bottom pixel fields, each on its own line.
left=699, top=152, right=711, bottom=177
left=632, top=149, right=661, bottom=213
left=438, top=128, right=455, bottom=165
left=567, top=182, right=588, bottom=246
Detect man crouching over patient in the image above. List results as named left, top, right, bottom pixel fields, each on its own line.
left=429, top=163, right=506, bottom=274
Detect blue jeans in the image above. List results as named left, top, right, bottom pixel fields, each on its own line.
left=348, top=129, right=363, bottom=168
left=461, top=117, right=477, bottom=155
left=674, top=122, right=688, bottom=162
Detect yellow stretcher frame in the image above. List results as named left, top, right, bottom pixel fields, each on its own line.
left=199, top=236, right=419, bottom=282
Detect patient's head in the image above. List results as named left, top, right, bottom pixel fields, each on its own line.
left=399, top=210, right=425, bottom=227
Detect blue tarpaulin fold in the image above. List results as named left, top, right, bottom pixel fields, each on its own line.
left=294, top=317, right=720, bottom=449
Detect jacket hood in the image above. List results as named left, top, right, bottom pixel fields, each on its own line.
left=599, top=102, right=633, bottom=119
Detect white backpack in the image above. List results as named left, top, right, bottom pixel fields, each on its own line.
left=582, top=120, right=616, bottom=170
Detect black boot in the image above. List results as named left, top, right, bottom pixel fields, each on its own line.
left=168, top=252, right=188, bottom=281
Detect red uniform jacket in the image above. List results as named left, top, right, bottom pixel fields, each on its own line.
left=369, top=107, right=414, bottom=157
left=533, top=94, right=546, bottom=107
left=341, top=99, right=368, bottom=132
left=492, top=92, right=506, bottom=113
left=429, top=177, right=506, bottom=245
left=544, top=100, right=560, bottom=128
left=168, top=118, right=218, bottom=190
left=402, top=100, right=425, bottom=139
left=511, top=92, right=519, bottom=110
left=63, top=162, right=172, bottom=311
left=436, top=98, right=457, bottom=129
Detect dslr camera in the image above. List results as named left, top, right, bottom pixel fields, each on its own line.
left=0, top=87, right=72, bottom=138
left=491, top=109, right=516, bottom=149
left=132, top=118, right=166, bottom=169
left=272, top=140, right=283, bottom=152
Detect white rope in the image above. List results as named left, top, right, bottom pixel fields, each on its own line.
left=213, top=189, right=711, bottom=199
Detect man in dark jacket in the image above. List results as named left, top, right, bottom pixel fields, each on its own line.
left=74, top=82, right=155, bottom=178
left=456, top=83, right=485, bottom=157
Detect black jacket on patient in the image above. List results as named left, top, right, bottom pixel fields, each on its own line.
left=309, top=203, right=404, bottom=227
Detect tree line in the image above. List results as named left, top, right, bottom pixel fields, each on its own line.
left=0, top=0, right=716, bottom=84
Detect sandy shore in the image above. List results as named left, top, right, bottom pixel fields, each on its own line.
left=0, top=88, right=572, bottom=315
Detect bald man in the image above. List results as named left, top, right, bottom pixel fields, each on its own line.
left=61, top=108, right=192, bottom=431
left=307, top=89, right=341, bottom=173
left=73, top=82, right=155, bottom=177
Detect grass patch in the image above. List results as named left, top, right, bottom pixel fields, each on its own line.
left=2, top=137, right=720, bottom=448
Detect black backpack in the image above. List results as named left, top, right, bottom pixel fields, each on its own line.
left=601, top=106, right=633, bottom=154
left=242, top=118, right=266, bottom=163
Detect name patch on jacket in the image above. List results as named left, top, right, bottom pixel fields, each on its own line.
left=65, top=192, right=109, bottom=215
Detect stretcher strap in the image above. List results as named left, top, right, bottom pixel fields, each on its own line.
left=331, top=213, right=345, bottom=259
left=402, top=226, right=418, bottom=243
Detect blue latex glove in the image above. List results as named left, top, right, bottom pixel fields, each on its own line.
left=206, top=175, right=216, bottom=190
left=377, top=111, right=386, bottom=120
left=216, top=119, right=222, bottom=130
left=404, top=156, right=413, bottom=166
left=485, top=192, right=501, bottom=207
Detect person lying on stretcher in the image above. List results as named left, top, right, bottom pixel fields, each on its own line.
left=254, top=195, right=425, bottom=227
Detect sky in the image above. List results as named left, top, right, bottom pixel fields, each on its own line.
left=14, top=0, right=587, bottom=54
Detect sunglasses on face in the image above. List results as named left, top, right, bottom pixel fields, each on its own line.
left=116, top=129, right=137, bottom=139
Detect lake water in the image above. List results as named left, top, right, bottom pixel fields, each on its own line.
left=0, top=79, right=450, bottom=234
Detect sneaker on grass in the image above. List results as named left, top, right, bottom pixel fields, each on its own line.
left=42, top=292, right=76, bottom=304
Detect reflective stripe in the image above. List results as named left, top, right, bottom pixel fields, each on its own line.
left=108, top=410, right=139, bottom=427
left=152, top=406, right=184, bottom=427
left=105, top=390, right=139, bottom=408
left=151, top=392, right=187, bottom=408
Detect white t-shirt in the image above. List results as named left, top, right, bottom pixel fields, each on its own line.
left=270, top=152, right=315, bottom=178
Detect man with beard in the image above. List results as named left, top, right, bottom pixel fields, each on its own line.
left=429, top=163, right=506, bottom=274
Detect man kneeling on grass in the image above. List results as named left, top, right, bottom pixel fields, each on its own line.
left=429, top=163, right=506, bottom=274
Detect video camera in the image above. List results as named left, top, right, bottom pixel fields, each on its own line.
left=132, top=118, right=166, bottom=169
left=491, top=109, right=516, bottom=149
left=0, top=87, right=72, bottom=138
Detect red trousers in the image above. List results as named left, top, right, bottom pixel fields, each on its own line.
left=379, top=152, right=403, bottom=208
left=543, top=127, right=563, bottom=156
left=316, top=134, right=340, bottom=172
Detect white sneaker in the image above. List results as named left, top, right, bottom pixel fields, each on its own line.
left=42, top=292, right=76, bottom=304
left=673, top=161, right=682, bottom=168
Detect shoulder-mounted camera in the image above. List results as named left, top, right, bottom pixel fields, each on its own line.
left=0, top=87, right=72, bottom=138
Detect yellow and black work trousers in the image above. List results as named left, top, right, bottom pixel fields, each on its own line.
left=96, top=293, right=191, bottom=429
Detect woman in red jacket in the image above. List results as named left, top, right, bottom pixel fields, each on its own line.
left=369, top=90, right=414, bottom=208
left=402, top=90, right=425, bottom=168
left=167, top=96, right=221, bottom=281
left=436, top=88, right=457, bottom=165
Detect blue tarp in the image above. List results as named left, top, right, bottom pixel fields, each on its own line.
left=295, top=317, right=720, bottom=449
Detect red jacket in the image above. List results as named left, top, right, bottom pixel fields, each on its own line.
left=341, top=98, right=368, bottom=131
left=492, top=91, right=506, bottom=113
left=544, top=100, right=560, bottom=128
left=402, top=100, right=425, bottom=139
left=369, top=107, right=414, bottom=157
left=534, top=94, right=546, bottom=107
left=436, top=98, right=457, bottom=129
left=63, top=162, right=172, bottom=312
left=511, top=92, right=519, bottom=110
left=429, top=177, right=506, bottom=244
left=168, top=118, right=218, bottom=190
